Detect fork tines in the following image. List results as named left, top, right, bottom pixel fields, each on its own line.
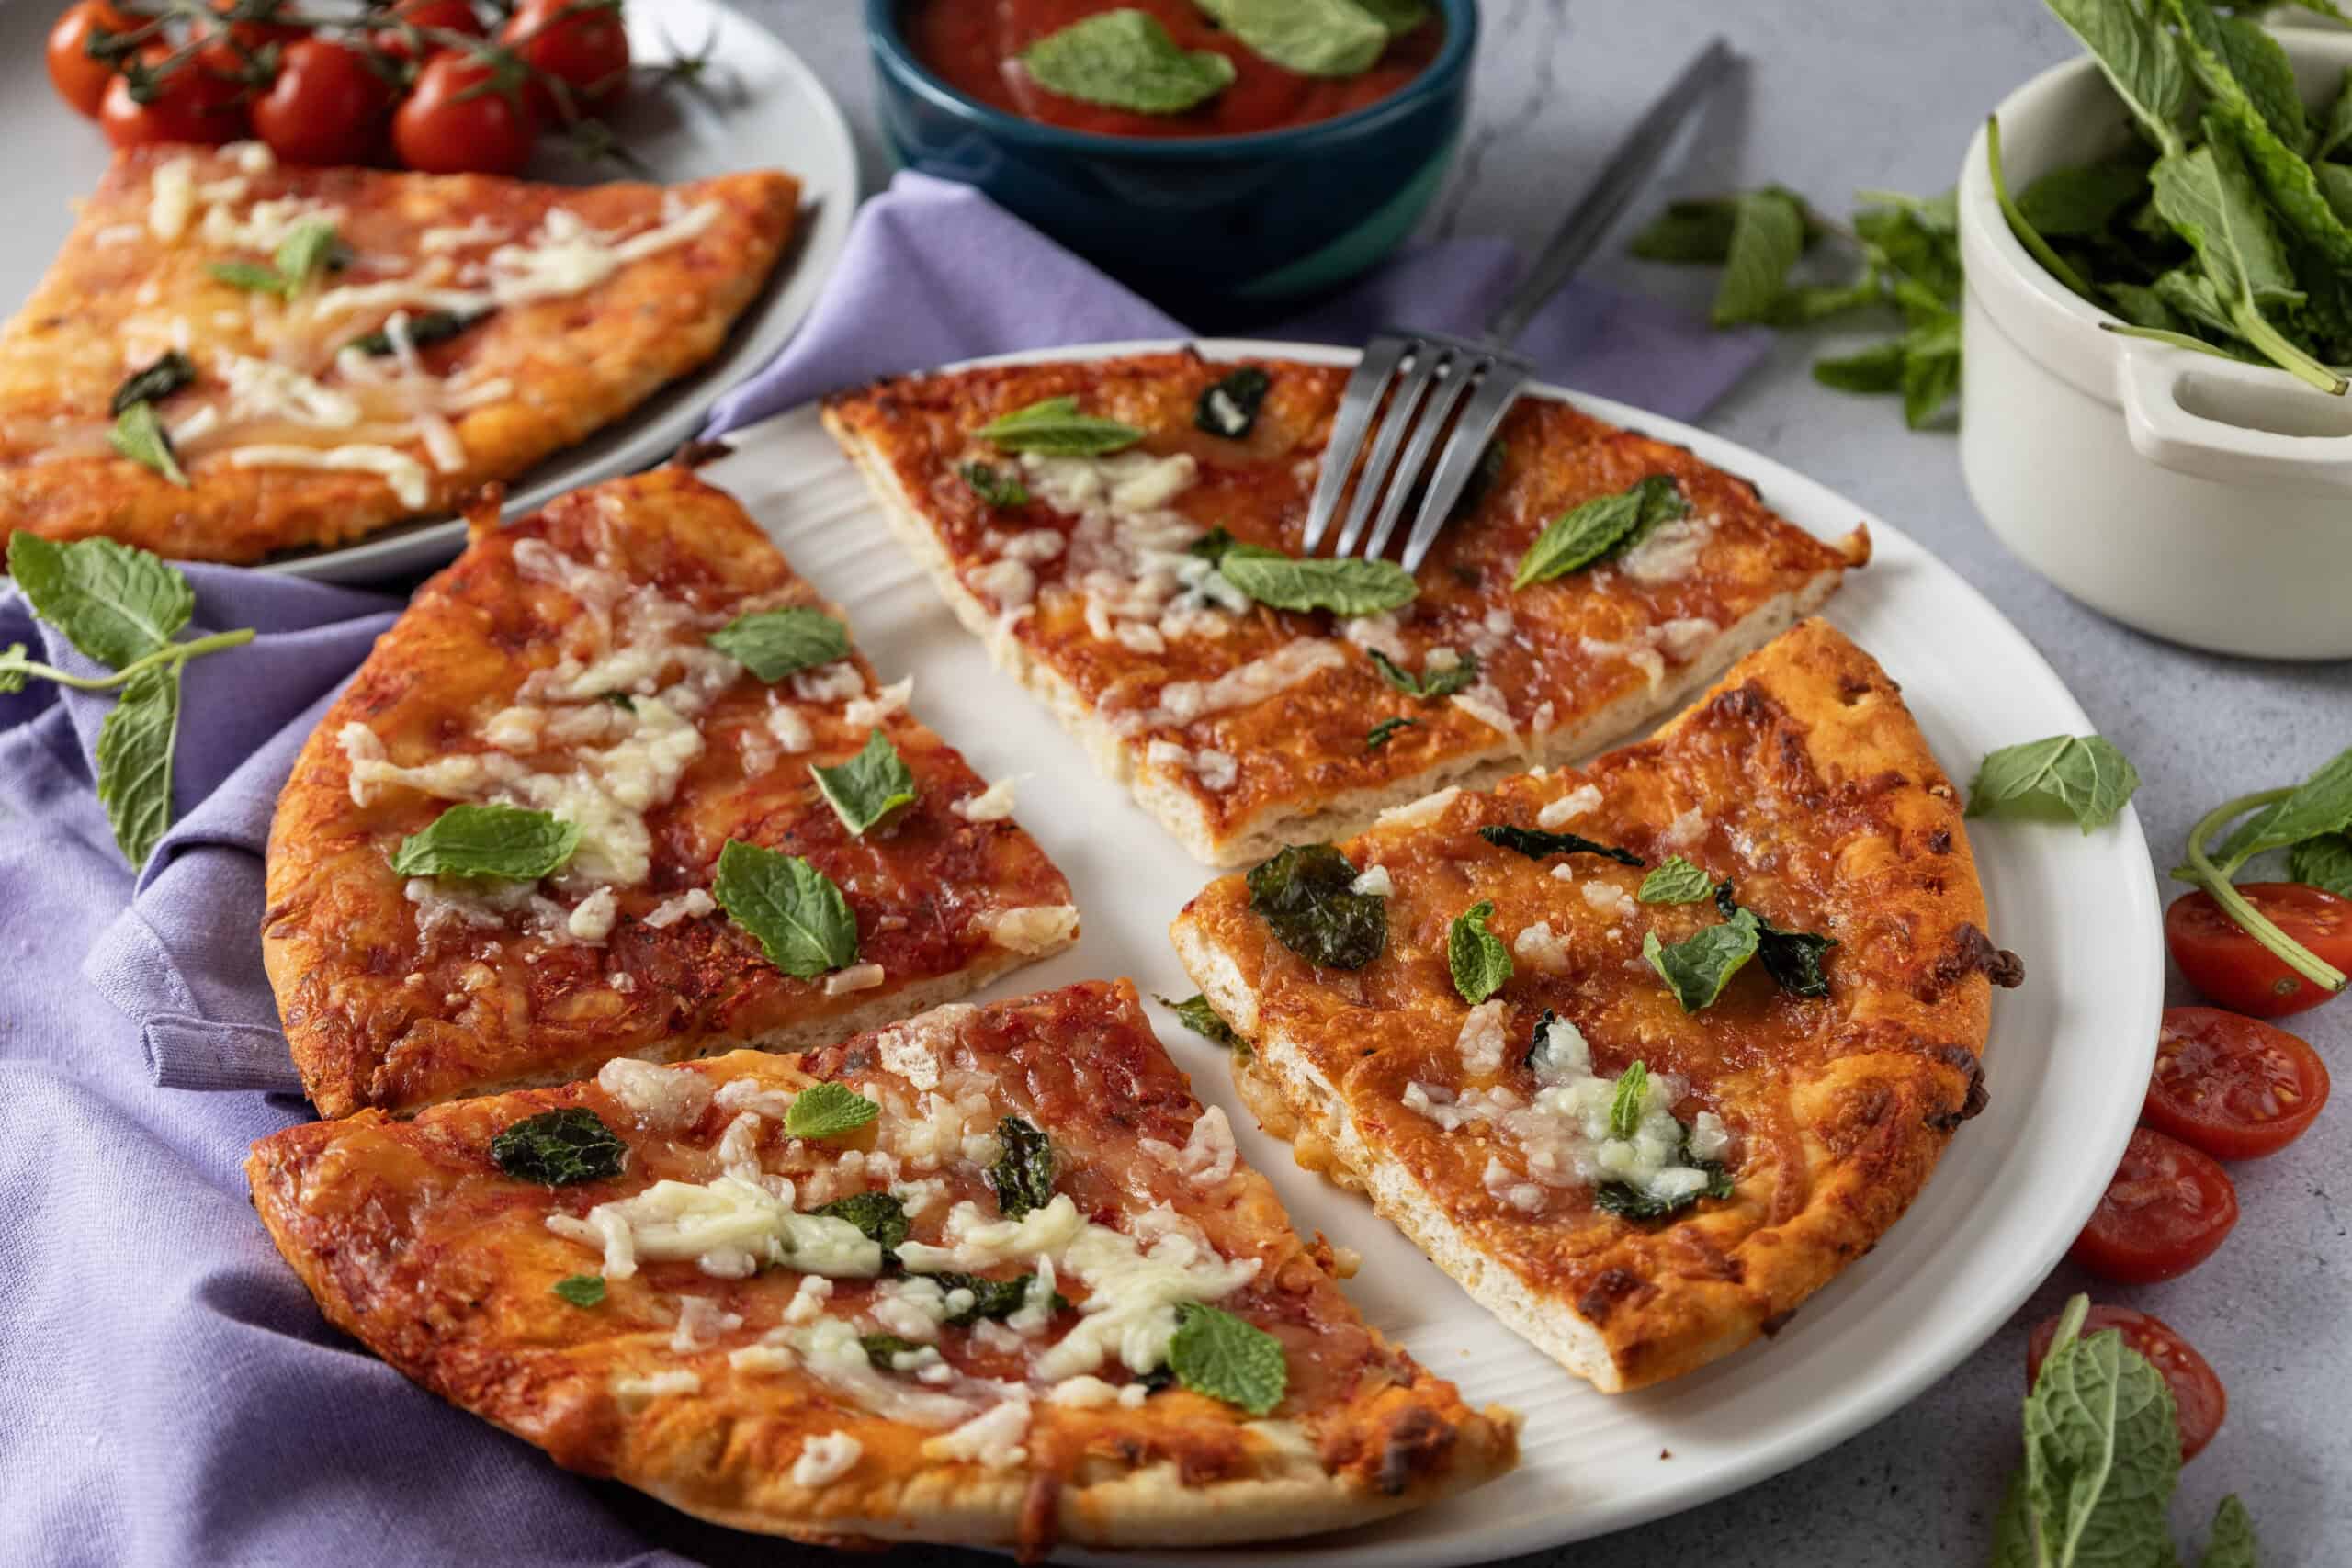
left=1302, top=332, right=1533, bottom=574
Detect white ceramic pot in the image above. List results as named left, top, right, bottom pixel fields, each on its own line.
left=1958, top=30, right=2352, bottom=660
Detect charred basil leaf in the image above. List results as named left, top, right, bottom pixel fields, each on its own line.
left=1246, top=842, right=1387, bottom=970
left=1157, top=993, right=1241, bottom=1049
left=1364, top=716, right=1420, bottom=750
left=110, top=350, right=196, bottom=416
left=860, top=1332, right=929, bottom=1369
left=346, top=308, right=492, bottom=357
left=931, top=1271, right=1059, bottom=1326
left=1195, top=365, right=1272, bottom=438
left=989, top=1115, right=1057, bottom=1219
left=1593, top=1155, right=1735, bottom=1222
left=1477, top=823, right=1644, bottom=867
left=1367, top=647, right=1478, bottom=701
left=1714, top=881, right=1837, bottom=998
left=812, top=1190, right=909, bottom=1257
left=959, top=460, right=1029, bottom=509
left=491, top=1107, right=628, bottom=1186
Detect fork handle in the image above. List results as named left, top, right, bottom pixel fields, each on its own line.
left=1481, top=37, right=1739, bottom=347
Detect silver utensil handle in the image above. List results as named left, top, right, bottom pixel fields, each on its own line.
left=1481, top=37, right=1739, bottom=347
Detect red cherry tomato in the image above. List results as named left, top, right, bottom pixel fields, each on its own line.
left=501, top=0, right=630, bottom=118
left=391, top=51, right=536, bottom=175
left=2027, top=1304, right=2226, bottom=1461
left=2143, top=1006, right=2330, bottom=1160
left=2165, top=883, right=2352, bottom=1018
left=99, top=44, right=251, bottom=149
left=2069, top=1127, right=2239, bottom=1285
left=250, top=38, right=391, bottom=165
left=48, top=0, right=138, bottom=119
left=370, top=0, right=484, bottom=65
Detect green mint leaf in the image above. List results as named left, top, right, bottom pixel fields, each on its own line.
left=346, top=308, right=491, bottom=357
left=1814, top=340, right=1911, bottom=395
left=989, top=1115, right=1057, bottom=1220
left=2317, top=67, right=2352, bottom=164
left=2165, top=0, right=2352, bottom=270
left=2100, top=280, right=2184, bottom=332
left=1246, top=842, right=1387, bottom=970
left=1478, top=823, right=1644, bottom=867
left=2016, top=1298, right=2182, bottom=1568
left=959, top=460, right=1029, bottom=509
left=1644, top=908, right=1761, bottom=1011
left=1351, top=0, right=1430, bottom=33
left=1187, top=525, right=1239, bottom=565
left=1366, top=646, right=1476, bottom=699
left=2152, top=265, right=2238, bottom=335
left=811, top=728, right=920, bottom=837
left=860, top=1332, right=929, bottom=1369
left=707, top=605, right=850, bottom=682
left=1166, top=1302, right=1287, bottom=1416
left=2211, top=13, right=2305, bottom=146
left=1713, top=880, right=1838, bottom=998
left=390, top=803, right=580, bottom=881
left=2198, top=1495, right=2259, bottom=1568
left=1711, top=188, right=1808, bottom=326
left=1021, top=9, right=1236, bottom=112
left=1157, top=993, right=1241, bottom=1048
left=1968, top=734, right=2142, bottom=832
left=2216, top=744, right=2352, bottom=866
left=787, top=1081, right=883, bottom=1139
left=2289, top=833, right=2352, bottom=898
left=1446, top=900, right=1512, bottom=1005
left=1216, top=545, right=1418, bottom=615
left=1195, top=365, right=1272, bottom=438
left=2045, top=0, right=2189, bottom=158
left=6, top=533, right=193, bottom=669
left=1512, top=474, right=1687, bottom=589
left=551, top=1274, right=606, bottom=1307
left=273, top=219, right=343, bottom=290
left=110, top=350, right=196, bottom=416
left=930, top=1270, right=1054, bottom=1326
left=2152, top=138, right=2301, bottom=310
left=1986, top=1469, right=2034, bottom=1568
left=1607, top=1060, right=1650, bottom=1140
left=1639, top=856, right=1713, bottom=904
left=810, top=1190, right=907, bottom=1252
left=1195, top=0, right=1385, bottom=77
left=1855, top=192, right=1964, bottom=308
left=1899, top=313, right=1963, bottom=430
left=207, top=259, right=291, bottom=295
left=977, top=394, right=1147, bottom=456
left=2017, top=157, right=2151, bottom=238
left=95, top=663, right=180, bottom=866
left=107, top=401, right=188, bottom=488
left=1630, top=186, right=1826, bottom=265
left=1364, top=716, right=1419, bottom=750
left=712, top=839, right=859, bottom=978
left=491, top=1107, right=628, bottom=1186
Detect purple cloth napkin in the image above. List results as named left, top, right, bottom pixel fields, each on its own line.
left=1, top=171, right=1763, bottom=1568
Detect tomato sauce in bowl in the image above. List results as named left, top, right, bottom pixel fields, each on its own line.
left=903, top=0, right=1444, bottom=139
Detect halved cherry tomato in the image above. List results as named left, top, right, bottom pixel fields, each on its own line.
left=2069, top=1127, right=2239, bottom=1284
left=2027, top=1304, right=2226, bottom=1461
left=371, top=0, right=484, bottom=66
left=391, top=50, right=536, bottom=175
left=501, top=0, right=629, bottom=118
left=2144, top=1006, right=2330, bottom=1160
left=48, top=0, right=138, bottom=119
left=251, top=38, right=392, bottom=165
left=2165, top=883, right=2352, bottom=1018
left=99, top=44, right=251, bottom=149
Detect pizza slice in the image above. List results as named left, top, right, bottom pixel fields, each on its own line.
left=1169, top=620, right=2022, bottom=1393
left=265, top=464, right=1078, bottom=1120
left=0, top=142, right=796, bottom=563
left=246, top=980, right=1519, bottom=1555
left=821, top=348, right=1866, bottom=867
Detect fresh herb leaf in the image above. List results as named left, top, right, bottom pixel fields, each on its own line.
left=860, top=1332, right=929, bottom=1368
left=491, top=1107, right=628, bottom=1186
left=1607, top=1060, right=1650, bottom=1140
left=959, top=460, right=1029, bottom=509
left=1991, top=117, right=2095, bottom=299
left=1446, top=900, right=1512, bottom=1005
left=2214, top=743, right=2352, bottom=867
left=1477, top=823, right=1644, bottom=867
left=786, top=1081, right=882, bottom=1139
left=108, top=401, right=188, bottom=487
left=1644, top=908, right=1761, bottom=1011
left=1814, top=339, right=1910, bottom=394
left=274, top=219, right=344, bottom=290
left=1592, top=1153, right=1734, bottom=1221
left=1365, top=646, right=1477, bottom=700
left=2018, top=157, right=2153, bottom=238
left=1022, top=8, right=1237, bottom=111
left=390, top=803, right=581, bottom=881
left=811, top=1190, right=908, bottom=1251
left=1158, top=993, right=1241, bottom=1048
left=1639, top=856, right=1713, bottom=904
left=2152, top=132, right=2344, bottom=393
left=1968, top=735, right=2142, bottom=831
left=600, top=691, right=636, bottom=710
left=2165, top=0, right=2352, bottom=269
left=1195, top=365, right=1272, bottom=438
left=930, top=1270, right=1051, bottom=1326
left=977, top=394, right=1148, bottom=456
left=1716, top=881, right=1838, bottom=998
left=1187, top=525, right=1239, bottom=565
left=6, top=533, right=193, bottom=669
left=2316, top=68, right=2352, bottom=164
left=2045, top=0, right=2189, bottom=158
left=95, top=663, right=180, bottom=867
left=345, top=308, right=490, bottom=357
left=110, top=350, right=196, bottom=416
left=989, top=1115, right=1057, bottom=1220
left=1166, top=1302, right=1287, bottom=1416
left=2198, top=1495, right=2259, bottom=1568
left=2289, top=833, right=2352, bottom=898
left=811, top=728, right=920, bottom=837
left=1899, top=311, right=1964, bottom=429
left=708, top=606, right=850, bottom=682
left=551, top=1274, right=606, bottom=1307
left=712, top=839, right=859, bottom=978
left=1246, top=842, right=1387, bottom=969
left=1216, top=546, right=1418, bottom=615
left=207, top=259, right=292, bottom=294
left=1351, top=0, right=1430, bottom=33
left=1512, top=474, right=1687, bottom=588
left=1629, top=186, right=1824, bottom=264
left=1194, top=0, right=1386, bottom=77
left=1364, top=716, right=1420, bottom=750
left=1712, top=188, right=1809, bottom=326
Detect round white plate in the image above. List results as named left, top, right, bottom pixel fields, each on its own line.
left=698, top=338, right=2163, bottom=1565
left=0, top=0, right=856, bottom=584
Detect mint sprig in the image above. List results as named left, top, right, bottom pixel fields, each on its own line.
left=1513, top=475, right=1688, bottom=588
left=707, top=606, right=848, bottom=682
left=712, top=839, right=859, bottom=978
left=786, top=1081, right=882, bottom=1139
left=977, top=396, right=1146, bottom=457
left=1020, top=10, right=1237, bottom=113
left=811, top=728, right=919, bottom=837
left=1968, top=735, right=2141, bottom=832
left=1166, top=1302, right=1287, bottom=1416
left=1446, top=900, right=1511, bottom=1006
left=1644, top=908, right=1761, bottom=1011
left=1216, top=546, right=1418, bottom=615
left=391, top=804, right=582, bottom=881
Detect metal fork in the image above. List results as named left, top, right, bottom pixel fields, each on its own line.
left=1302, top=37, right=1739, bottom=573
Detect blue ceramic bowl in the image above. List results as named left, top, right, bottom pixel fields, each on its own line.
left=865, top=0, right=1477, bottom=311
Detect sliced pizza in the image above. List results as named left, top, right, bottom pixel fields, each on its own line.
left=245, top=980, right=1519, bottom=1555
left=1169, top=619, right=2022, bottom=1393
left=0, top=142, right=796, bottom=563
left=821, top=348, right=1866, bottom=867
left=264, top=465, right=1077, bottom=1120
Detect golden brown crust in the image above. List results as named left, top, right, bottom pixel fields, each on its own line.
left=0, top=147, right=796, bottom=564
left=245, top=981, right=1518, bottom=1554
left=263, top=468, right=1074, bottom=1118
left=821, top=349, right=1861, bottom=865
left=1170, top=621, right=2004, bottom=1392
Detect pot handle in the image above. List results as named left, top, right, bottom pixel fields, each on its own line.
left=2117, top=344, right=2352, bottom=495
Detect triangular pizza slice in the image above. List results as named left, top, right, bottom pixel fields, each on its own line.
left=822, top=349, right=1866, bottom=867
left=246, top=980, right=1519, bottom=1555
left=1170, top=620, right=2021, bottom=1392
left=265, top=466, right=1077, bottom=1118
left=0, top=143, right=796, bottom=562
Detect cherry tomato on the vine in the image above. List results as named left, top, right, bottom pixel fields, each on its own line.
left=2143, top=1006, right=2330, bottom=1160
left=99, top=43, right=251, bottom=149
left=370, top=0, right=485, bottom=65
left=502, top=0, right=630, bottom=118
left=2165, top=883, right=2352, bottom=1018
left=391, top=51, right=537, bottom=175
left=251, top=38, right=393, bottom=165
left=2068, top=1126, right=2239, bottom=1285
left=206, top=0, right=307, bottom=51
left=48, top=1, right=139, bottom=119
left=2026, top=1304, right=2226, bottom=1461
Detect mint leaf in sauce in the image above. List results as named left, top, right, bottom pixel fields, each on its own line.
left=712, top=839, right=858, bottom=978
left=390, top=803, right=581, bottom=881
left=1512, top=474, right=1687, bottom=589
left=1021, top=9, right=1237, bottom=113
left=1197, top=0, right=1385, bottom=77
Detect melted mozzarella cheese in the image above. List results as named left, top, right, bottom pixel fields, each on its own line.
left=546, top=1175, right=882, bottom=1282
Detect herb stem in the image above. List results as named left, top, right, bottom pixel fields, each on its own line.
left=2098, top=321, right=2242, bottom=362
left=1986, top=116, right=2094, bottom=299
left=2, top=626, right=254, bottom=691
left=2232, top=302, right=2349, bottom=396
left=2173, top=788, right=2349, bottom=992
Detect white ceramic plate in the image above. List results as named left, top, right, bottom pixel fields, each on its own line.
left=0, top=0, right=856, bottom=584
left=698, top=338, right=2163, bottom=1565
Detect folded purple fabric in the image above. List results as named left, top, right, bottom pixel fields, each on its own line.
left=1, top=171, right=1764, bottom=1568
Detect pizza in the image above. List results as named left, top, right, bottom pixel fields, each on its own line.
left=265, top=464, right=1078, bottom=1120
left=1168, top=619, right=2023, bottom=1393
left=245, top=980, right=1520, bottom=1555
left=0, top=142, right=796, bottom=564
left=821, top=348, right=1866, bottom=867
